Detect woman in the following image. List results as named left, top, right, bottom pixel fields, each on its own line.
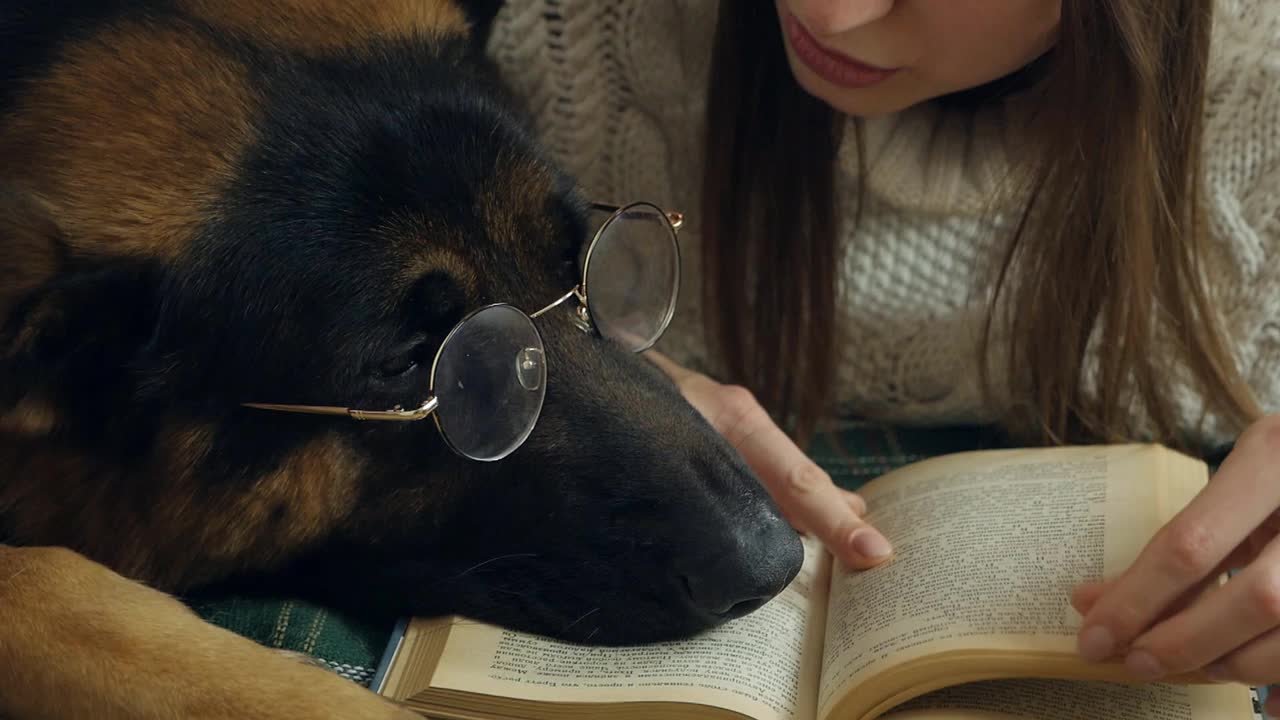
left=486, top=0, right=1280, bottom=702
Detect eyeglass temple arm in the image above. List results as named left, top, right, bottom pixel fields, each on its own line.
left=241, top=397, right=439, bottom=421
left=530, top=286, right=585, bottom=319
left=589, top=202, right=683, bottom=231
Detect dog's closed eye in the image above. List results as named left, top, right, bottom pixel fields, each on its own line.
left=369, top=270, right=467, bottom=381
left=372, top=337, right=433, bottom=380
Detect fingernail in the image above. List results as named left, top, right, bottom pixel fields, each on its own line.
left=1077, top=625, right=1115, bottom=662
left=1204, top=662, right=1229, bottom=682
left=849, top=528, right=892, bottom=561
left=1124, top=649, right=1164, bottom=680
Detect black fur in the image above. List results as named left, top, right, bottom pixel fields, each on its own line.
left=1, top=0, right=805, bottom=645
left=456, top=0, right=505, bottom=51
left=0, top=1, right=169, bottom=113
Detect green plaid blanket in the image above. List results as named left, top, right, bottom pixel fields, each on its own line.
left=188, top=421, right=1012, bottom=687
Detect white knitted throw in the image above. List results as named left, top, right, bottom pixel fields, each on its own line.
left=485, top=0, right=1280, bottom=448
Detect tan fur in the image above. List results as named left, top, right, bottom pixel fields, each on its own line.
left=178, top=0, right=469, bottom=50
left=0, top=2, right=483, bottom=717
left=382, top=223, right=482, bottom=304
left=0, top=190, right=61, bottom=312
left=476, top=149, right=559, bottom=260
left=0, top=394, right=57, bottom=437
left=178, top=432, right=363, bottom=571
left=0, top=429, right=362, bottom=590
left=369, top=147, right=560, bottom=307
left=0, top=22, right=257, bottom=259
left=6, top=297, right=59, bottom=361
left=0, top=545, right=418, bottom=719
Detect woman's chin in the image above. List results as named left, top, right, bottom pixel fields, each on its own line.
left=785, top=56, right=924, bottom=118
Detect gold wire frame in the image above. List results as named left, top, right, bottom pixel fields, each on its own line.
left=529, top=201, right=682, bottom=353
left=240, top=200, right=682, bottom=458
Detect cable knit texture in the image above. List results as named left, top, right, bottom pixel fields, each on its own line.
left=486, top=0, right=1280, bottom=448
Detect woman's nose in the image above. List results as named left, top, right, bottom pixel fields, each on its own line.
left=788, top=0, right=894, bottom=37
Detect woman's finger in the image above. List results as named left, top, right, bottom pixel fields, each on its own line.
left=642, top=349, right=697, bottom=385
left=1126, top=533, right=1280, bottom=680
left=1070, top=580, right=1110, bottom=615
left=1078, top=420, right=1280, bottom=663
left=1072, top=544, right=1249, bottom=618
left=845, top=489, right=868, bottom=516
left=1206, top=625, right=1280, bottom=686
left=643, top=349, right=891, bottom=569
left=719, top=388, right=893, bottom=570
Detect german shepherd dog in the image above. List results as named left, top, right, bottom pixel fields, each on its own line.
left=0, top=1, right=804, bottom=717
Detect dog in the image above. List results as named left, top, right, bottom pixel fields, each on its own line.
left=0, top=1, right=805, bottom=717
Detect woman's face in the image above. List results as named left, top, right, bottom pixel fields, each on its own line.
left=776, top=0, right=1062, bottom=116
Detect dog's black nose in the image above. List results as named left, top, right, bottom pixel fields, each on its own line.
left=676, top=507, right=804, bottom=620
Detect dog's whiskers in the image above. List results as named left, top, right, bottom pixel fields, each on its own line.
left=562, top=607, right=600, bottom=634
left=449, top=553, right=539, bottom=581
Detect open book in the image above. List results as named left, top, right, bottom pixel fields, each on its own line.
left=376, top=444, right=1259, bottom=720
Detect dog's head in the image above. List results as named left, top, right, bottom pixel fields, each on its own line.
left=0, top=0, right=803, bottom=644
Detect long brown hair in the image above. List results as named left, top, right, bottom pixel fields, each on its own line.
left=700, top=0, right=1261, bottom=450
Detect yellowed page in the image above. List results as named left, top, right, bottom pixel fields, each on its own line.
left=882, top=678, right=1256, bottom=720
left=426, top=536, right=832, bottom=720
left=815, top=444, right=1209, bottom=720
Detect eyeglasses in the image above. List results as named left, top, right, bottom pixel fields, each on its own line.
left=242, top=201, right=683, bottom=462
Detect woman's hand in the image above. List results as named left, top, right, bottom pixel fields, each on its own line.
left=1071, top=415, right=1280, bottom=714
left=646, top=350, right=893, bottom=570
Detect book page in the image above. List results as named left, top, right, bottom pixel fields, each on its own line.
left=883, top=678, right=1256, bottom=720
left=425, top=536, right=831, bottom=720
left=816, top=445, right=1204, bottom=720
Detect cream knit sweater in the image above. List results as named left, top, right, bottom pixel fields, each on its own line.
left=485, top=0, right=1280, bottom=448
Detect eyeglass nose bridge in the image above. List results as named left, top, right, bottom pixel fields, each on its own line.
left=530, top=285, right=595, bottom=336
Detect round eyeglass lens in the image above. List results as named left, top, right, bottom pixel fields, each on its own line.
left=583, top=203, right=679, bottom=352
left=431, top=304, right=547, bottom=461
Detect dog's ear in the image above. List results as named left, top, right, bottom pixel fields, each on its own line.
left=0, top=188, right=163, bottom=439
left=457, top=0, right=505, bottom=50
left=0, top=189, right=62, bottom=316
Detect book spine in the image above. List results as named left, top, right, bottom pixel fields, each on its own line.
left=369, top=616, right=409, bottom=694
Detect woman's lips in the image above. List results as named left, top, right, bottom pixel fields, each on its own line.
left=783, top=13, right=900, bottom=89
